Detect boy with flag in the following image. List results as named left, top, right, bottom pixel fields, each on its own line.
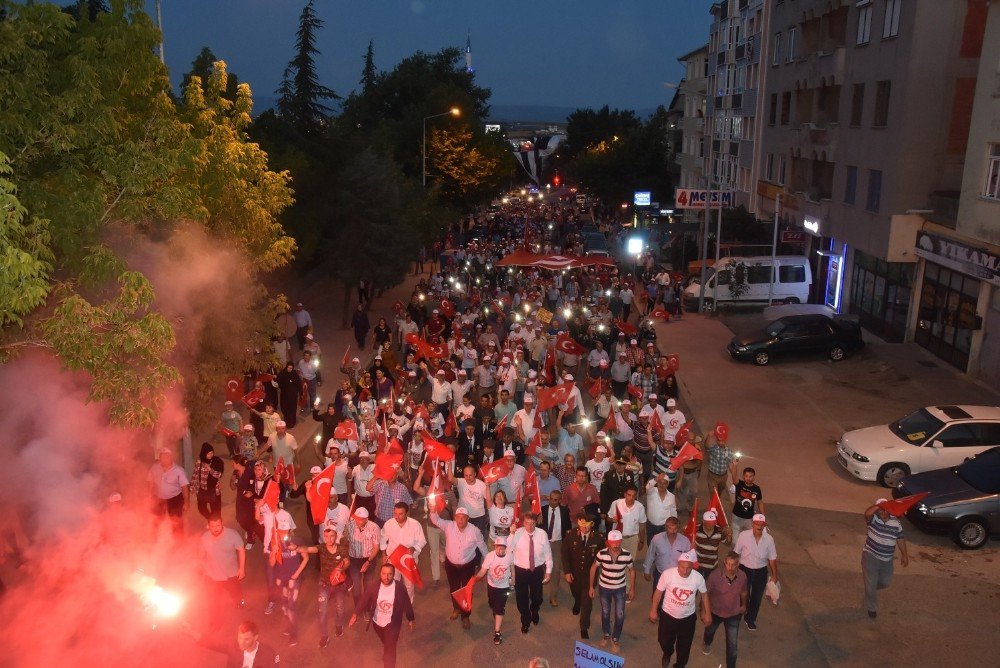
left=472, top=535, right=516, bottom=645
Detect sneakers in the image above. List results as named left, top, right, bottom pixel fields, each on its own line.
left=745, top=619, right=757, bottom=631
left=493, top=632, right=503, bottom=645
left=335, top=625, right=344, bottom=637
left=702, top=643, right=712, bottom=655
left=611, top=639, right=620, bottom=653
left=319, top=636, right=330, bottom=649
left=264, top=602, right=276, bottom=615
left=600, top=635, right=610, bottom=648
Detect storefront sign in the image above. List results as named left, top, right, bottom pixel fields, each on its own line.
left=781, top=231, right=809, bottom=244
left=915, top=231, right=1000, bottom=287
left=674, top=188, right=734, bottom=209
left=634, top=191, right=651, bottom=206
left=803, top=217, right=821, bottom=235
left=574, top=641, right=625, bottom=668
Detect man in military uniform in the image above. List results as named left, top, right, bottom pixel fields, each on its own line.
left=561, top=513, right=604, bottom=639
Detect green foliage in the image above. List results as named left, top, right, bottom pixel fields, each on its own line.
left=276, top=0, right=338, bottom=135
left=429, top=124, right=504, bottom=207
left=360, top=39, right=377, bottom=92
left=563, top=106, right=641, bottom=161
left=182, top=46, right=241, bottom=102
left=727, top=261, right=750, bottom=300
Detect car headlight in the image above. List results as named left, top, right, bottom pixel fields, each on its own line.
left=852, top=452, right=869, bottom=463
left=916, top=503, right=932, bottom=516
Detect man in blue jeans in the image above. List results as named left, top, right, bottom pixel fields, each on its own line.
left=589, top=530, right=635, bottom=653
left=702, top=551, right=748, bottom=667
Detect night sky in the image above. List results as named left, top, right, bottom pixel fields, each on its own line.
left=146, top=0, right=713, bottom=113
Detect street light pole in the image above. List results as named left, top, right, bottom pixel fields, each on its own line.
left=422, top=108, right=461, bottom=188
left=767, top=193, right=782, bottom=305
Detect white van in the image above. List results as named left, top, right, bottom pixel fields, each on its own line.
left=683, top=255, right=812, bottom=311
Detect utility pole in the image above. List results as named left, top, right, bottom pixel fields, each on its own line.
left=697, top=179, right=711, bottom=313
left=155, top=0, right=165, bottom=64
left=767, top=193, right=782, bottom=305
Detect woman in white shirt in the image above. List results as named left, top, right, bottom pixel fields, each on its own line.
left=488, top=490, right=515, bottom=544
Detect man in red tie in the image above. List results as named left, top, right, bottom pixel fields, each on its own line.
left=508, top=512, right=553, bottom=634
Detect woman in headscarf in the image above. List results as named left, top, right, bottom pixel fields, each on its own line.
left=192, top=442, right=225, bottom=519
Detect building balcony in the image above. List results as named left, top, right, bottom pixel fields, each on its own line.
left=787, top=46, right=847, bottom=88
left=788, top=122, right=839, bottom=163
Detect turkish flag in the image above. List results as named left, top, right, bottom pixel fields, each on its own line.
left=341, top=345, right=352, bottom=369
left=444, top=411, right=458, bottom=438
left=427, top=466, right=447, bottom=514
left=334, top=420, right=359, bottom=442
left=613, top=319, right=638, bottom=336
left=389, top=544, right=424, bottom=588
left=425, top=341, right=450, bottom=359
left=308, top=465, right=336, bottom=525
left=374, top=452, right=404, bottom=481
left=440, top=299, right=456, bottom=318
left=224, top=376, right=243, bottom=403
left=526, top=431, right=541, bottom=456
left=684, top=497, right=699, bottom=547
left=708, top=488, right=729, bottom=529
left=878, top=492, right=931, bottom=517
left=650, top=410, right=664, bottom=435
left=298, top=379, right=309, bottom=408
left=423, top=435, right=456, bottom=462
left=626, top=384, right=643, bottom=399
left=612, top=503, right=623, bottom=532
left=494, top=413, right=509, bottom=436
left=275, top=458, right=295, bottom=487
left=602, top=410, right=617, bottom=434
left=650, top=307, right=670, bottom=321
left=262, top=478, right=280, bottom=513
left=241, top=387, right=264, bottom=410
left=666, top=354, right=680, bottom=372
left=413, top=404, right=431, bottom=423
left=451, top=580, right=475, bottom=613
left=714, top=421, right=729, bottom=442
left=674, top=421, right=693, bottom=446
left=588, top=377, right=605, bottom=400
left=669, top=441, right=703, bottom=471
left=480, top=458, right=511, bottom=485
left=219, top=426, right=237, bottom=438
left=388, top=436, right=405, bottom=456
left=544, top=345, right=557, bottom=384
left=525, top=465, right=542, bottom=515
left=512, top=486, right=523, bottom=530
left=536, top=381, right=574, bottom=412
left=329, top=567, right=347, bottom=587
left=555, top=332, right=587, bottom=356
left=405, top=333, right=421, bottom=347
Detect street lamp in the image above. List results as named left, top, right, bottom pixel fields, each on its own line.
left=423, top=107, right=460, bottom=187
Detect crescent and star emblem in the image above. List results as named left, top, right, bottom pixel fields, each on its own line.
left=400, top=553, right=417, bottom=572
left=314, top=477, right=331, bottom=497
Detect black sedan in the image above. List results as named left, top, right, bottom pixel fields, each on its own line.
left=894, top=447, right=1000, bottom=549
left=727, top=314, right=864, bottom=366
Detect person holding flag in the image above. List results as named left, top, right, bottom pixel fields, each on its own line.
left=862, top=498, right=910, bottom=619
left=272, top=533, right=310, bottom=647
left=349, top=564, right=415, bottom=668
left=471, top=535, right=515, bottom=645
left=649, top=549, right=711, bottom=668
left=694, top=510, right=731, bottom=578
left=380, top=502, right=427, bottom=602
left=430, top=506, right=489, bottom=630
left=298, top=527, right=350, bottom=647
left=344, top=507, right=381, bottom=614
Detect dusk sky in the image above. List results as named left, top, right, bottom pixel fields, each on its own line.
left=146, top=0, right=713, bottom=113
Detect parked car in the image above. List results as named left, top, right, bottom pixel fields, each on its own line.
left=894, top=446, right=1000, bottom=549
left=727, top=314, right=864, bottom=366
left=836, top=405, right=1000, bottom=487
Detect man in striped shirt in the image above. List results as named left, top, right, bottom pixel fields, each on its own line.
left=694, top=511, right=730, bottom=577
left=862, top=499, right=909, bottom=619
left=589, top=530, right=635, bottom=653
left=344, top=508, right=381, bottom=612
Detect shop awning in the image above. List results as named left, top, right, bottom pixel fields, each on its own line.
left=495, top=251, right=616, bottom=270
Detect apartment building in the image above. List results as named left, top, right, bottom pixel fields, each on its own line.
left=676, top=44, right=709, bottom=224
left=756, top=0, right=984, bottom=343
left=705, top=0, right=770, bottom=213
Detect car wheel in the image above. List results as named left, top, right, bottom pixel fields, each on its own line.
left=876, top=463, right=910, bottom=488
left=753, top=351, right=769, bottom=366
left=953, top=517, right=989, bottom=550
left=829, top=345, right=846, bottom=361
left=784, top=297, right=800, bottom=305
left=703, top=299, right=716, bottom=313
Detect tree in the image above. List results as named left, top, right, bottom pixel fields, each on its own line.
left=563, top=106, right=641, bottom=160
left=428, top=124, right=504, bottom=207
left=276, top=0, right=338, bottom=135
left=360, top=39, right=377, bottom=91
left=61, top=0, right=109, bottom=21
left=182, top=46, right=240, bottom=102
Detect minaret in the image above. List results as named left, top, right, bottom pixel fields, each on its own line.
left=465, top=30, right=473, bottom=73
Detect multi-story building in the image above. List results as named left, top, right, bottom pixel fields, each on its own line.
left=756, top=0, right=985, bottom=344
left=705, top=0, right=770, bottom=213
left=908, top=0, right=1000, bottom=387
left=676, top=44, right=709, bottom=224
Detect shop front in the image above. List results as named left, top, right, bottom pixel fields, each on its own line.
left=848, top=249, right=914, bottom=342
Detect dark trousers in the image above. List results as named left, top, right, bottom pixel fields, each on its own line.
left=295, top=326, right=309, bottom=351
left=740, top=564, right=768, bottom=625
left=196, top=493, right=221, bottom=520
left=224, top=434, right=239, bottom=458
left=569, top=570, right=594, bottom=632
left=658, top=610, right=696, bottom=667
left=236, top=507, right=263, bottom=545
left=647, top=522, right=665, bottom=542
left=373, top=621, right=401, bottom=668
left=349, top=557, right=378, bottom=608
left=207, top=576, right=243, bottom=628
left=154, top=493, right=185, bottom=536
left=703, top=613, right=741, bottom=668
left=445, top=559, right=478, bottom=619
left=514, top=565, right=545, bottom=626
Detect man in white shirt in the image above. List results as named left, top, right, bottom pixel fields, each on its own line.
left=513, top=395, right=539, bottom=444
left=609, top=485, right=647, bottom=572
left=427, top=368, right=453, bottom=418
left=148, top=448, right=189, bottom=535
left=649, top=550, right=712, bottom=668
left=663, top=398, right=686, bottom=443
left=585, top=445, right=612, bottom=493
left=267, top=421, right=299, bottom=468
left=507, top=512, right=553, bottom=634
left=495, top=356, right=518, bottom=397
left=645, top=475, right=677, bottom=541
left=733, top=513, right=778, bottom=631
left=430, top=506, right=489, bottom=629
left=348, top=564, right=415, bottom=668
left=380, top=502, right=428, bottom=602
left=638, top=394, right=667, bottom=425
left=451, top=370, right=474, bottom=409
left=352, top=451, right=376, bottom=517
left=321, top=492, right=351, bottom=543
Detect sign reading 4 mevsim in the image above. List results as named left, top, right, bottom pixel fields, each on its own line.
left=674, top=188, right=734, bottom=209
left=574, top=641, right=625, bottom=668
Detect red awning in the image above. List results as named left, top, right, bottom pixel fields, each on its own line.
left=496, top=252, right=615, bottom=270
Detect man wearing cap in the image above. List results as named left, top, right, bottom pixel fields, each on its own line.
left=292, top=302, right=312, bottom=351
left=625, top=338, right=644, bottom=370
left=430, top=506, right=489, bottom=630
left=861, top=499, right=909, bottom=619
left=513, top=394, right=540, bottom=446
left=147, top=448, right=189, bottom=536
left=494, top=447, right=527, bottom=502
left=650, top=549, right=711, bottom=668
left=381, top=502, right=427, bottom=602
left=451, top=370, right=474, bottom=410
left=513, top=349, right=530, bottom=406
left=590, top=529, right=635, bottom=652
left=600, top=457, right=638, bottom=527
left=695, top=511, right=730, bottom=578
left=424, top=365, right=453, bottom=420
left=644, top=516, right=691, bottom=588
left=562, top=513, right=603, bottom=638
left=733, top=514, right=778, bottom=631
left=608, top=485, right=647, bottom=569
left=344, top=506, right=381, bottom=611
left=663, top=398, right=686, bottom=443
left=495, top=355, right=518, bottom=399
left=586, top=341, right=610, bottom=379
left=508, top=512, right=553, bottom=634
left=585, top=444, right=612, bottom=494
left=339, top=356, right=365, bottom=389
left=472, top=535, right=516, bottom=644
left=705, top=426, right=738, bottom=511
left=266, top=421, right=299, bottom=470
left=219, top=401, right=243, bottom=459
left=611, top=332, right=629, bottom=364
left=557, top=373, right=583, bottom=422
left=367, top=470, right=414, bottom=528
left=639, top=393, right=666, bottom=425
left=702, top=550, right=747, bottom=665
left=556, top=422, right=583, bottom=463
left=610, top=352, right=631, bottom=399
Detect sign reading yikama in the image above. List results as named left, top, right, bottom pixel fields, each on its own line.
left=914, top=231, right=1000, bottom=287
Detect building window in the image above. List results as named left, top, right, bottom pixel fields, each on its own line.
left=765, top=153, right=775, bottom=181
left=787, top=27, right=797, bottom=62
left=845, top=165, right=858, bottom=204
left=773, top=33, right=782, bottom=66
left=856, top=0, right=873, bottom=44
left=883, top=0, right=901, bottom=38
left=984, top=144, right=1000, bottom=199
left=769, top=93, right=778, bottom=125
left=780, top=91, right=791, bottom=125
left=866, top=169, right=882, bottom=212
left=873, top=80, right=891, bottom=127
left=777, top=156, right=786, bottom=185
left=850, top=83, right=864, bottom=126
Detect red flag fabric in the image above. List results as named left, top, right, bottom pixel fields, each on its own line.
left=525, top=465, right=542, bottom=515
left=298, top=379, right=309, bottom=408
left=308, top=465, right=336, bottom=525
left=650, top=307, right=670, bottom=321
left=275, top=458, right=295, bottom=487
left=451, top=581, right=475, bottom=613
left=536, top=381, right=574, bottom=412
left=613, top=319, right=638, bottom=336
left=602, top=410, right=617, bottom=434
left=241, top=387, right=264, bottom=409
left=544, top=345, right=557, bottom=384
left=427, top=465, right=447, bottom=514
left=224, top=376, right=243, bottom=403
left=440, top=299, right=456, bottom=318
left=329, top=567, right=347, bottom=587
left=444, top=411, right=458, bottom=438
left=555, top=332, right=587, bottom=356
left=262, top=478, right=280, bottom=513
left=341, top=345, right=352, bottom=369
left=480, top=458, right=511, bottom=485
left=423, top=435, right=456, bottom=462
left=626, top=384, right=643, bottom=399
left=612, top=502, right=623, bottom=532
left=674, top=421, right=693, bottom=446
left=588, top=377, right=605, bottom=400
left=668, top=441, right=704, bottom=471
left=512, top=487, right=523, bottom=530
left=333, top=420, right=359, bottom=442
left=878, top=492, right=931, bottom=517
left=388, top=436, right=405, bottom=455
left=708, top=488, right=729, bottom=529
left=666, top=354, right=680, bottom=372
left=413, top=404, right=431, bottom=423
left=269, top=522, right=283, bottom=566
left=219, top=426, right=237, bottom=438
left=566, top=393, right=577, bottom=413
left=684, top=497, right=699, bottom=547
left=389, top=544, right=425, bottom=588
left=714, top=421, right=729, bottom=442
left=374, top=452, right=404, bottom=481
left=494, top=413, right=509, bottom=436
left=650, top=410, right=664, bottom=435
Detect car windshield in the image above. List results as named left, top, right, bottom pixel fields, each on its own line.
left=956, top=448, right=1000, bottom=494
left=764, top=321, right=784, bottom=337
left=888, top=408, right=944, bottom=445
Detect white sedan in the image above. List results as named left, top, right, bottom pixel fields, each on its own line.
left=836, top=405, right=1000, bottom=487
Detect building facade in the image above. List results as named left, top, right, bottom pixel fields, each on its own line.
left=676, top=45, right=709, bottom=225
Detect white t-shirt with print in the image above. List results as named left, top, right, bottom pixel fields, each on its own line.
left=374, top=582, right=396, bottom=628
left=656, top=568, right=706, bottom=619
